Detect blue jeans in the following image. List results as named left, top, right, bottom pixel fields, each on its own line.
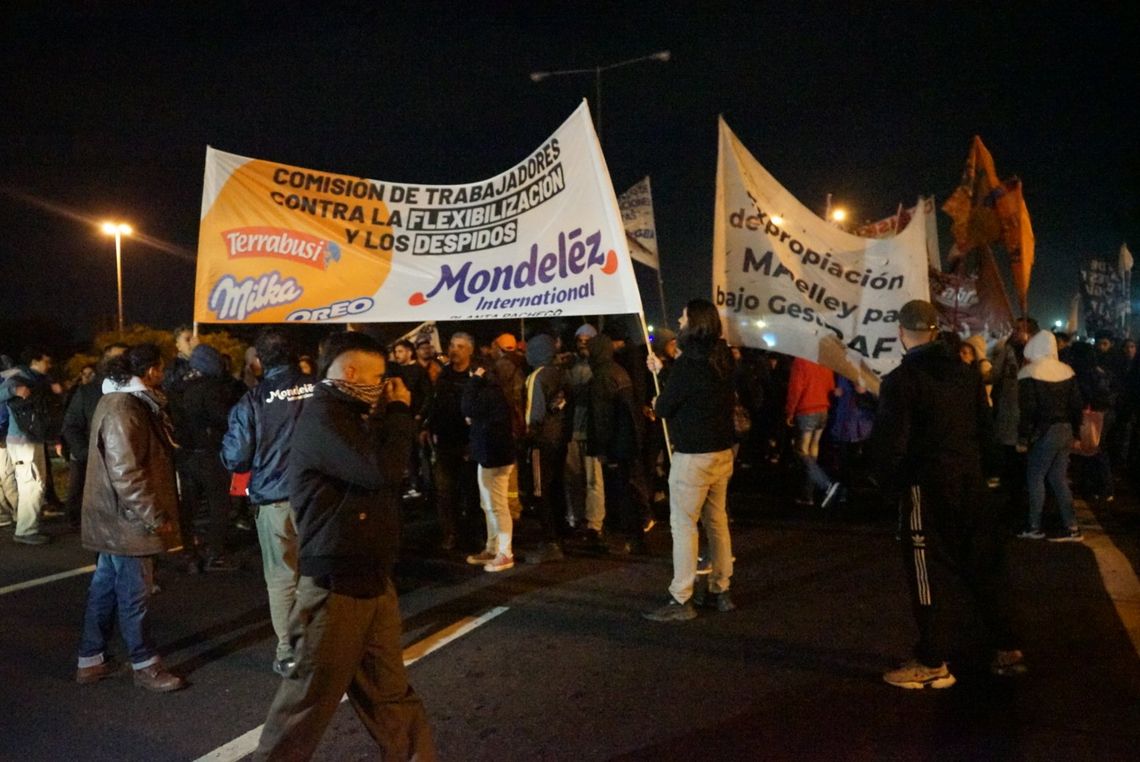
left=78, top=553, right=158, bottom=669
left=1026, top=423, right=1077, bottom=532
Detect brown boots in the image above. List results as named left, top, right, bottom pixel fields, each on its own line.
left=77, top=659, right=186, bottom=692
left=132, top=663, right=186, bottom=693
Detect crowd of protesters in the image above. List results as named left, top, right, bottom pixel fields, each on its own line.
left=3, top=300, right=1140, bottom=754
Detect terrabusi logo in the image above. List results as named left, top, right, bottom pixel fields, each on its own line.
left=222, top=227, right=341, bottom=270
left=408, top=228, right=618, bottom=306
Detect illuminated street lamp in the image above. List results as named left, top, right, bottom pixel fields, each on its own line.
left=530, top=50, right=671, bottom=146
left=823, top=193, right=850, bottom=229
left=100, top=221, right=132, bottom=334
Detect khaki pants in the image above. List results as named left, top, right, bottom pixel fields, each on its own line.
left=564, top=439, right=604, bottom=531
left=0, top=445, right=18, bottom=520
left=255, top=576, right=436, bottom=761
left=668, top=449, right=734, bottom=604
left=7, top=440, right=46, bottom=537
left=255, top=501, right=299, bottom=662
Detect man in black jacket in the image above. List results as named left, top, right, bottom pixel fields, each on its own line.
left=873, top=300, right=1023, bottom=689
left=221, top=330, right=315, bottom=675
left=176, top=344, right=243, bottom=571
left=61, top=343, right=127, bottom=529
left=586, top=334, right=648, bottom=554
left=254, top=333, right=434, bottom=761
left=523, top=334, right=568, bottom=562
left=423, top=332, right=480, bottom=551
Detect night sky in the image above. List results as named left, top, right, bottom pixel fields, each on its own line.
left=2, top=1, right=1136, bottom=350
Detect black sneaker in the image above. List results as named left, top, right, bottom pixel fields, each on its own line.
left=821, top=482, right=842, bottom=509
left=613, top=538, right=649, bottom=556
left=642, top=596, right=697, bottom=622
left=205, top=556, right=240, bottom=572
left=13, top=532, right=50, bottom=545
left=702, top=591, right=737, bottom=612
left=692, top=581, right=736, bottom=612
left=990, top=649, right=1028, bottom=676
left=525, top=542, right=565, bottom=564
left=576, top=528, right=607, bottom=553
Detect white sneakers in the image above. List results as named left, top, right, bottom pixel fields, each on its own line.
left=882, top=660, right=956, bottom=689
left=483, top=553, right=514, bottom=572
left=466, top=550, right=496, bottom=565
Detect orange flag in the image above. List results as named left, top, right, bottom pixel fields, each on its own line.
left=942, top=136, right=1002, bottom=263
left=996, top=177, right=1035, bottom=315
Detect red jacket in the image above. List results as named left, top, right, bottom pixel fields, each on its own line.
left=786, top=358, right=835, bottom=419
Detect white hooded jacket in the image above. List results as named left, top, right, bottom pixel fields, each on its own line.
left=1018, top=331, right=1074, bottom=383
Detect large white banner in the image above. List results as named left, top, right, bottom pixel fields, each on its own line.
left=195, top=102, right=643, bottom=323
left=713, top=118, right=929, bottom=390
left=618, top=176, right=659, bottom=269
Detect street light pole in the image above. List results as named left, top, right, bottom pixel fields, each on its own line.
left=101, top=221, right=132, bottom=334
left=530, top=50, right=670, bottom=147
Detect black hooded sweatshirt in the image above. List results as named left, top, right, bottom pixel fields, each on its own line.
left=585, top=335, right=639, bottom=460
left=653, top=338, right=736, bottom=453
left=872, top=341, right=991, bottom=499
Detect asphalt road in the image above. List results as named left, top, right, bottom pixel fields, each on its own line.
left=2, top=478, right=1139, bottom=761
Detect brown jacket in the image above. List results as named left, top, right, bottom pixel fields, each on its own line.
left=82, top=389, right=180, bottom=556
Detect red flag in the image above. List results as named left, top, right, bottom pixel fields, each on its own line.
left=929, top=252, right=1015, bottom=337
left=995, top=177, right=1034, bottom=315
left=942, top=136, right=1002, bottom=263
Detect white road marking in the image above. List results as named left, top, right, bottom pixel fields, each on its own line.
left=1077, top=504, right=1140, bottom=658
left=0, top=564, right=95, bottom=596
left=193, top=605, right=509, bottom=762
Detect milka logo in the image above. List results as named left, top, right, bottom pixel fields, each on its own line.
left=408, top=228, right=617, bottom=305
left=209, top=272, right=303, bottom=320
left=222, top=227, right=340, bottom=270
left=266, top=383, right=315, bottom=404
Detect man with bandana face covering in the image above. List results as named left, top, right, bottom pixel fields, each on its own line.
left=255, top=333, right=436, bottom=761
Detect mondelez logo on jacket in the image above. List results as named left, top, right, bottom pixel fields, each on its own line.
left=265, top=383, right=315, bottom=404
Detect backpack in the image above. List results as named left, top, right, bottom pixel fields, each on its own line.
left=8, top=395, right=49, bottom=441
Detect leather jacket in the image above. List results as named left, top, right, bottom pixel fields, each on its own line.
left=82, top=390, right=180, bottom=556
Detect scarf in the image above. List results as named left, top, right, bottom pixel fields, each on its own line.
left=322, top=378, right=384, bottom=407
left=102, top=376, right=178, bottom=447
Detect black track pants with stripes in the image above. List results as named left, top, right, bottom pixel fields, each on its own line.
left=900, top=479, right=1020, bottom=667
